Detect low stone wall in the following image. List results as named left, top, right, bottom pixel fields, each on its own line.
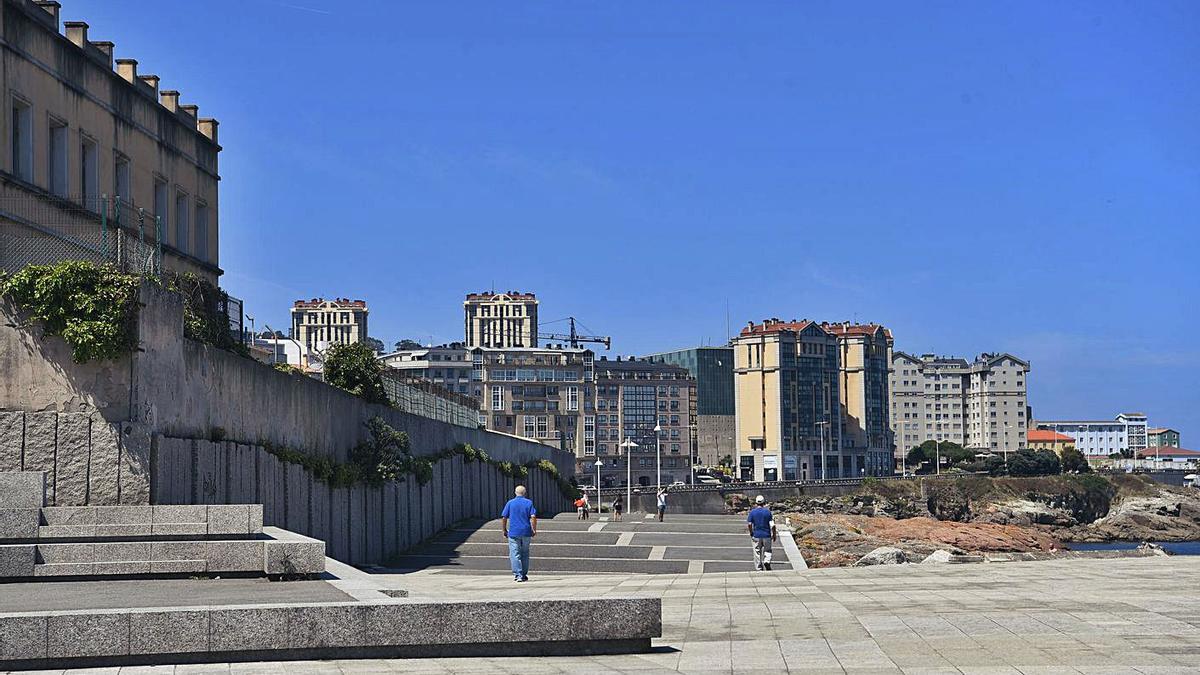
left=153, top=436, right=568, bottom=564
left=629, top=482, right=874, bottom=514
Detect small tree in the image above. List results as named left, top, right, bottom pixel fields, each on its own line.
left=394, top=339, right=423, bottom=351
left=1060, top=447, right=1091, bottom=473
left=1007, top=448, right=1062, bottom=477
left=324, top=342, right=389, bottom=405
left=362, top=337, right=385, bottom=354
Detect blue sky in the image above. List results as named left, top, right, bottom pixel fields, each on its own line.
left=73, top=1, right=1199, bottom=439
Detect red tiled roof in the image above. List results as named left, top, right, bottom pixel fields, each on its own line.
left=739, top=319, right=816, bottom=336
left=1027, top=430, right=1074, bottom=443
left=1136, top=446, right=1200, bottom=458
left=820, top=322, right=893, bottom=339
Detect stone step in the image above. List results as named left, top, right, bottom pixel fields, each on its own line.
left=2, top=505, right=265, bottom=542
left=433, top=529, right=621, bottom=546
left=0, top=527, right=325, bottom=579
left=387, top=553, right=692, bottom=575
left=412, top=542, right=655, bottom=560
left=0, top=471, right=46, bottom=508
left=627, top=532, right=761, bottom=547
left=662, top=545, right=790, bottom=562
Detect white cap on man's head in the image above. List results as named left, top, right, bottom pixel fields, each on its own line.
left=755, top=495, right=765, bottom=504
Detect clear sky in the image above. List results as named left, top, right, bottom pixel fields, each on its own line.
left=72, top=1, right=1199, bottom=440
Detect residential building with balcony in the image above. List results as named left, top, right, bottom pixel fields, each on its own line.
left=291, top=298, right=368, bottom=353
left=1035, top=413, right=1148, bottom=458
left=731, top=319, right=842, bottom=482
left=379, top=343, right=471, bottom=395
left=643, top=346, right=734, bottom=468
left=0, top=1, right=221, bottom=281
left=591, top=356, right=696, bottom=486
left=823, top=322, right=894, bottom=477
left=464, top=291, right=538, bottom=349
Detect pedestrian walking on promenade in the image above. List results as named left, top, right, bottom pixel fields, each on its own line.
left=656, top=488, right=668, bottom=522
left=612, top=494, right=624, bottom=521
left=746, top=495, right=777, bottom=571
left=581, top=493, right=590, bottom=520
left=501, top=485, right=537, bottom=582
left=575, top=496, right=587, bottom=519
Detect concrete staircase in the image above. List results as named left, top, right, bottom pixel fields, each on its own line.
left=0, top=471, right=324, bottom=579
left=388, top=513, right=798, bottom=574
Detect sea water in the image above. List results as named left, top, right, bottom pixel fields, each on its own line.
left=1067, top=540, right=1200, bottom=555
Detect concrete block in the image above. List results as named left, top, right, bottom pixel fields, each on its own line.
left=153, top=436, right=193, bottom=505
left=34, top=562, right=95, bottom=576
left=249, top=503, right=264, bottom=534
left=93, top=541, right=151, bottom=562
left=329, top=486, right=350, bottom=562
left=95, top=524, right=152, bottom=537
left=0, top=411, right=23, bottom=472
left=209, top=607, right=288, bottom=652
left=38, top=524, right=96, bottom=538
left=149, top=559, right=205, bottom=574
left=36, top=542, right=94, bottom=564
left=365, top=486, right=382, bottom=563
left=0, top=471, right=46, bottom=508
left=150, top=540, right=206, bottom=561
left=258, top=452, right=282, bottom=527
left=0, top=615, right=46, bottom=660
left=22, top=412, right=56, bottom=503
left=88, top=417, right=121, bottom=505
left=96, top=505, right=153, bottom=525
left=286, top=605, right=366, bottom=649
left=94, top=561, right=152, bottom=575
left=230, top=443, right=256, bottom=504
left=285, top=462, right=310, bottom=533
left=348, top=485, right=365, bottom=564
left=152, top=523, right=207, bottom=536
left=308, top=480, right=328, bottom=545
left=382, top=484, right=398, bottom=560
left=0, top=508, right=39, bottom=539
left=207, top=504, right=250, bottom=535
left=195, top=440, right=225, bottom=504
left=54, top=412, right=91, bottom=505
left=152, top=504, right=206, bottom=524
left=46, top=612, right=129, bottom=658
left=130, top=610, right=209, bottom=655
left=0, top=544, right=35, bottom=577
left=119, top=424, right=152, bottom=505
left=41, top=506, right=97, bottom=525
left=265, top=540, right=325, bottom=575
left=206, top=540, right=265, bottom=572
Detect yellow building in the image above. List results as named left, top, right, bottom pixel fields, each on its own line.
left=1026, top=429, right=1075, bottom=455
left=1, top=1, right=221, bottom=281
left=823, top=322, right=894, bottom=476
left=464, top=291, right=538, bottom=349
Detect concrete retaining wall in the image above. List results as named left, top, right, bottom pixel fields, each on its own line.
left=152, top=436, right=567, bottom=564
left=629, top=481, right=872, bottom=514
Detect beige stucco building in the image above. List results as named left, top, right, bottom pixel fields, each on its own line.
left=464, top=291, right=538, bottom=349
left=890, top=351, right=1029, bottom=462
left=291, top=298, right=369, bottom=353
left=1, top=1, right=221, bottom=282
left=823, top=322, right=894, bottom=476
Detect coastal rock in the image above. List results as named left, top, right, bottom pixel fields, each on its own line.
left=922, top=549, right=953, bottom=564
left=980, top=499, right=1077, bottom=527
left=854, top=546, right=907, bottom=566
left=1069, top=490, right=1200, bottom=542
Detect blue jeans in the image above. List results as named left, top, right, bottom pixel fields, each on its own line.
left=508, top=536, right=531, bottom=578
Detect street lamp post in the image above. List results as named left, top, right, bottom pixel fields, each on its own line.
left=1004, top=422, right=1011, bottom=472
left=654, top=424, right=662, bottom=494
left=815, top=421, right=830, bottom=481
left=620, top=438, right=638, bottom=515
left=935, top=439, right=941, bottom=476
left=594, top=459, right=603, bottom=515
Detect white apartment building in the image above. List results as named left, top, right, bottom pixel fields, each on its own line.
left=890, top=352, right=1029, bottom=460
left=1035, top=413, right=1148, bottom=458
left=379, top=344, right=472, bottom=396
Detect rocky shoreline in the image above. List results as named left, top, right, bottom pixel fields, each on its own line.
left=727, top=474, right=1200, bottom=567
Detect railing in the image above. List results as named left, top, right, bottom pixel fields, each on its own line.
left=590, top=472, right=961, bottom=494
left=0, top=193, right=162, bottom=276
left=380, top=370, right=481, bottom=429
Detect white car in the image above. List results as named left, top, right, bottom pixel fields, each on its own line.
left=696, top=475, right=722, bottom=485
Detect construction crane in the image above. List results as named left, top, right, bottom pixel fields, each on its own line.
left=538, top=317, right=611, bottom=350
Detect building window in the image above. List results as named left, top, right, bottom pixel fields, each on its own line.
left=567, top=385, right=579, bottom=411
left=537, top=416, right=548, bottom=438
left=114, top=155, right=131, bottom=202
left=194, top=202, right=209, bottom=262
left=10, top=98, right=32, bottom=181
left=79, top=134, right=99, bottom=210
left=523, top=415, right=535, bottom=437
left=491, top=385, right=504, bottom=411
left=174, top=191, right=190, bottom=254
left=48, top=119, right=67, bottom=196
left=154, top=179, right=169, bottom=240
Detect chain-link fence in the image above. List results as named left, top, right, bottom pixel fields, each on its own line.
left=380, top=370, right=482, bottom=428
left=0, top=193, right=163, bottom=276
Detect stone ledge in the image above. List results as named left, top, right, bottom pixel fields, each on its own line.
left=0, top=473, right=45, bottom=509
left=0, top=597, right=661, bottom=669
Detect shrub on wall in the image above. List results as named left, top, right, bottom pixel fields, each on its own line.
left=0, top=261, right=140, bottom=362
left=164, top=272, right=248, bottom=356
left=323, top=342, right=390, bottom=405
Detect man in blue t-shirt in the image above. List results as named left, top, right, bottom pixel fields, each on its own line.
left=501, top=485, right=538, bottom=582
left=746, top=495, right=778, bottom=571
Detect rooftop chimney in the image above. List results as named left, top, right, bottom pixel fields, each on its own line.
left=160, top=90, right=179, bottom=112
left=115, top=58, right=137, bottom=83
left=180, top=103, right=199, bottom=121
left=64, top=21, right=88, bottom=48
left=34, top=1, right=60, bottom=30
left=90, top=40, right=113, bottom=68
left=198, top=118, right=219, bottom=144
left=138, top=74, right=159, bottom=97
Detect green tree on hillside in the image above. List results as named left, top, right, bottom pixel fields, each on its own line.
left=324, top=342, right=390, bottom=405
left=1060, top=447, right=1091, bottom=473
left=906, top=440, right=973, bottom=472
left=1006, top=448, right=1061, bottom=477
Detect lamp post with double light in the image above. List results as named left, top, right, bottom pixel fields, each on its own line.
left=620, top=438, right=638, bottom=514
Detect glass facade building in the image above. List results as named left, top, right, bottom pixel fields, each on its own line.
left=644, top=347, right=734, bottom=415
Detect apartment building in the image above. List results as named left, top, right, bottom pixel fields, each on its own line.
left=473, top=345, right=593, bottom=461
left=891, top=352, right=1029, bottom=460
left=379, top=343, right=471, bottom=395
left=1035, top=413, right=1148, bottom=458
left=643, top=346, right=734, bottom=467
left=591, top=356, right=696, bottom=486
left=823, top=322, right=894, bottom=476
left=1026, top=429, right=1076, bottom=455
left=464, top=291, right=538, bottom=349
left=0, top=1, right=221, bottom=281
left=1148, top=427, right=1180, bottom=448
left=291, top=298, right=368, bottom=353
left=731, top=319, right=843, bottom=482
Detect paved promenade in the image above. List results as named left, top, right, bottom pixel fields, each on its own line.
left=27, top=554, right=1200, bottom=674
